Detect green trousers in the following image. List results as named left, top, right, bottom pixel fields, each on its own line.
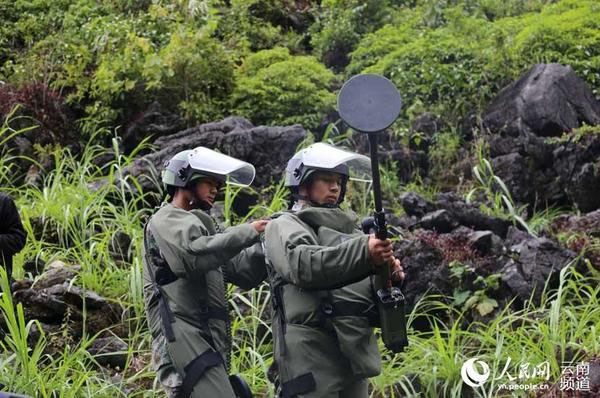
left=151, top=319, right=236, bottom=398
left=276, top=324, right=370, bottom=398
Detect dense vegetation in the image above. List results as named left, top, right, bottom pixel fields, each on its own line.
left=1, top=0, right=600, bottom=397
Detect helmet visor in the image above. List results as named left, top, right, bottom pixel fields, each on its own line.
left=188, top=147, right=256, bottom=186
left=300, top=143, right=372, bottom=182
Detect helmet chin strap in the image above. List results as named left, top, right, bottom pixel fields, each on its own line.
left=187, top=194, right=212, bottom=211
left=191, top=199, right=212, bottom=211
left=292, top=193, right=339, bottom=209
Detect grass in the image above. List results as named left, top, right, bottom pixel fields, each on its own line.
left=0, top=119, right=598, bottom=397
left=370, top=265, right=600, bottom=398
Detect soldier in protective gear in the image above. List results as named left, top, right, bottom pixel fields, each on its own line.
left=263, top=143, right=404, bottom=398
left=143, top=147, right=268, bottom=398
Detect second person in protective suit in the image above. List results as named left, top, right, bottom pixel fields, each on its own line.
left=142, top=147, right=267, bottom=398
left=263, top=143, right=404, bottom=398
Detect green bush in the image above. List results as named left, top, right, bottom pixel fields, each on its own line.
left=215, top=0, right=308, bottom=56
left=232, top=47, right=336, bottom=130
left=512, top=0, right=600, bottom=93
left=309, top=0, right=392, bottom=71
left=2, top=2, right=234, bottom=136
left=347, top=0, right=600, bottom=121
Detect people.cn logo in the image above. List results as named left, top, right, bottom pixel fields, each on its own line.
left=461, top=357, right=491, bottom=388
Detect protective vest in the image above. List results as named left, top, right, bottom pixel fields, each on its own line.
left=264, top=207, right=382, bottom=396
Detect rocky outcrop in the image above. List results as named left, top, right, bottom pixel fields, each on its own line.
left=393, top=192, right=578, bottom=331
left=483, top=63, right=600, bottom=137
left=478, top=63, right=600, bottom=212
left=5, top=261, right=125, bottom=356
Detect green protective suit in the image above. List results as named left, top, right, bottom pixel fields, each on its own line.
left=264, top=206, right=382, bottom=398
left=142, top=203, right=266, bottom=398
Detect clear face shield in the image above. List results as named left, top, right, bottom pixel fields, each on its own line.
left=292, top=142, right=372, bottom=183
left=188, top=147, right=256, bottom=187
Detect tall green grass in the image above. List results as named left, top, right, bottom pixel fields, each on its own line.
left=371, top=265, right=600, bottom=397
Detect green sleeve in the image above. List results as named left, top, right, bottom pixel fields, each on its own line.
left=264, top=215, right=374, bottom=290
left=223, top=241, right=267, bottom=290
left=150, top=212, right=259, bottom=279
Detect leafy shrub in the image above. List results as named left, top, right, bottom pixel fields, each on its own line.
left=215, top=0, right=308, bottom=56
left=309, top=0, right=392, bottom=71
left=232, top=47, right=336, bottom=130
left=511, top=0, right=600, bottom=94
left=358, top=20, right=501, bottom=118
left=347, top=0, right=600, bottom=121
left=0, top=83, right=75, bottom=143
left=2, top=3, right=234, bottom=136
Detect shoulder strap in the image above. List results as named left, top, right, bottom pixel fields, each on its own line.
left=143, top=221, right=177, bottom=342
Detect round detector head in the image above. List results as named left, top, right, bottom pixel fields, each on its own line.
left=337, top=74, right=402, bottom=133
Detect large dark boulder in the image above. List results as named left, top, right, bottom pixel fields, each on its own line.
left=4, top=262, right=125, bottom=356
left=553, top=133, right=600, bottom=212
left=87, top=336, right=128, bottom=369
left=479, top=64, right=600, bottom=211
left=501, top=227, right=577, bottom=305
left=483, top=63, right=600, bottom=137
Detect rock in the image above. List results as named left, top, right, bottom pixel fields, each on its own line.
left=411, top=113, right=444, bottom=136
left=352, top=130, right=430, bottom=183
left=11, top=279, right=32, bottom=291
left=386, top=213, right=416, bottom=231
left=491, top=152, right=563, bottom=208
left=434, top=192, right=513, bottom=238
left=400, top=191, right=513, bottom=238
left=558, top=146, right=600, bottom=212
left=409, top=113, right=444, bottom=152
left=5, top=268, right=125, bottom=357
left=122, top=101, right=185, bottom=154
left=483, top=63, right=600, bottom=137
left=35, top=264, right=81, bottom=289
left=401, top=192, right=435, bottom=218
left=109, top=231, right=132, bottom=264
left=589, top=359, right=600, bottom=394
left=43, top=282, right=108, bottom=310
left=22, top=258, right=46, bottom=278
left=314, top=109, right=348, bottom=141
left=87, top=336, right=128, bottom=369
left=12, top=288, right=69, bottom=323
left=395, top=193, right=578, bottom=328
left=551, top=210, right=600, bottom=238
left=501, top=227, right=577, bottom=305
left=468, top=231, right=495, bottom=254
left=395, top=239, right=449, bottom=332
left=0, top=392, right=33, bottom=398
left=479, top=63, right=600, bottom=211
left=419, top=209, right=458, bottom=233
left=26, top=321, right=61, bottom=343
